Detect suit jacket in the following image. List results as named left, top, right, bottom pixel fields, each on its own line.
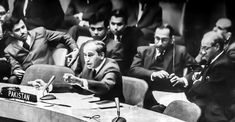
left=106, top=26, right=143, bottom=75
left=187, top=51, right=235, bottom=122
left=126, top=1, right=162, bottom=36
left=79, top=58, right=124, bottom=102
left=227, top=41, right=235, bottom=62
left=64, top=0, right=111, bottom=28
left=12, top=0, right=64, bottom=30
left=74, top=33, right=125, bottom=75
left=129, top=45, right=197, bottom=91
left=4, top=27, right=77, bottom=73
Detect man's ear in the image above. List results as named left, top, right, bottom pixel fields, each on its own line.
left=100, top=52, right=105, bottom=59
left=226, top=32, right=232, bottom=41
left=215, top=43, right=221, bottom=51
left=171, top=35, right=175, bottom=44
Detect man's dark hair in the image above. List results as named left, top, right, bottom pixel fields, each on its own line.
left=109, top=9, right=128, bottom=24
left=157, top=23, right=174, bottom=38
left=88, top=12, right=109, bottom=28
left=212, top=37, right=225, bottom=51
left=2, top=16, right=21, bottom=33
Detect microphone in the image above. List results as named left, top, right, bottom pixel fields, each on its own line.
left=112, top=97, right=126, bottom=122
left=40, top=75, right=56, bottom=100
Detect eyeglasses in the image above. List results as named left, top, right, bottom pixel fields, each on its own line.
left=214, top=25, right=227, bottom=31
left=0, top=11, right=6, bottom=16
left=154, top=36, right=170, bottom=43
left=83, top=115, right=100, bottom=121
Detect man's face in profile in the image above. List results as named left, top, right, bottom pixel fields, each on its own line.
left=83, top=43, right=103, bottom=69
left=89, top=21, right=107, bottom=40
left=200, top=34, right=218, bottom=62
left=12, top=20, right=28, bottom=41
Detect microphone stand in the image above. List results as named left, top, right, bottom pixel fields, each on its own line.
left=112, top=97, right=126, bottom=122
left=40, top=75, right=56, bottom=100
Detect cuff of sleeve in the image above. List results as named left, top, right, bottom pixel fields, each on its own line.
left=181, top=77, right=188, bottom=88
left=73, top=48, right=79, bottom=52
left=47, top=84, right=53, bottom=92
left=150, top=73, right=154, bottom=81
left=81, top=79, right=88, bottom=90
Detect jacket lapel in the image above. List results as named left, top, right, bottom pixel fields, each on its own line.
left=28, top=30, right=36, bottom=49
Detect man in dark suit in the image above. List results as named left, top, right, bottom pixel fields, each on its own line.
left=69, top=12, right=124, bottom=75
left=107, top=9, right=143, bottom=75
left=3, top=17, right=79, bottom=84
left=63, top=0, right=112, bottom=29
left=0, top=4, right=10, bottom=82
left=212, top=18, right=235, bottom=63
left=128, top=24, right=197, bottom=109
left=125, top=0, right=162, bottom=45
left=187, top=31, right=235, bottom=122
left=196, top=18, right=235, bottom=63
left=63, top=40, right=124, bottom=102
left=12, top=0, right=64, bottom=30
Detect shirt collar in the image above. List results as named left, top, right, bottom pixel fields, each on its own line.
left=94, top=58, right=106, bottom=73
left=210, top=50, right=224, bottom=64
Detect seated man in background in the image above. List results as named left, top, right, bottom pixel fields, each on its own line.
left=63, top=40, right=124, bottom=102
left=0, top=4, right=10, bottom=82
left=2, top=16, right=79, bottom=84
left=107, top=9, right=143, bottom=75
left=128, top=24, right=198, bottom=109
left=70, top=12, right=125, bottom=75
left=196, top=18, right=235, bottom=63
left=186, top=31, right=235, bottom=122
left=63, top=0, right=112, bottom=29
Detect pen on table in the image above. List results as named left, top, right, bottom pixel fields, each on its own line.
left=81, top=94, right=95, bottom=100
left=99, top=105, right=123, bottom=109
left=40, top=101, right=71, bottom=107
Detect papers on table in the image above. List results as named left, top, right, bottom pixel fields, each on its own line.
left=152, top=91, right=190, bottom=106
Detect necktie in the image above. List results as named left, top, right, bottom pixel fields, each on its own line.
left=92, top=69, right=96, bottom=78
left=85, top=69, right=96, bottom=80
left=155, top=49, right=164, bottom=62
left=23, top=41, right=30, bottom=50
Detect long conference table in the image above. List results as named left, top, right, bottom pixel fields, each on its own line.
left=0, top=83, right=184, bottom=122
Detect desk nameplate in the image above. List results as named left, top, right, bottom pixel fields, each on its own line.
left=1, top=89, right=37, bottom=102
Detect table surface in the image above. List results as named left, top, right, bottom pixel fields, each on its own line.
left=0, top=83, right=184, bottom=122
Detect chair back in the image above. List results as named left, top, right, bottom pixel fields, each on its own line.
left=21, top=64, right=74, bottom=92
left=122, top=76, right=148, bottom=107
left=163, top=100, right=201, bottom=122
left=52, top=48, right=68, bottom=66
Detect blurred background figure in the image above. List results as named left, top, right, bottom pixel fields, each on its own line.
left=0, top=3, right=11, bottom=83
left=12, top=0, right=64, bottom=30
left=63, top=0, right=112, bottom=29
left=125, top=0, right=162, bottom=45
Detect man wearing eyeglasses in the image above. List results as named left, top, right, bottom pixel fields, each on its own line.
left=186, top=31, right=235, bottom=122
left=196, top=18, right=235, bottom=64
left=128, top=24, right=197, bottom=109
